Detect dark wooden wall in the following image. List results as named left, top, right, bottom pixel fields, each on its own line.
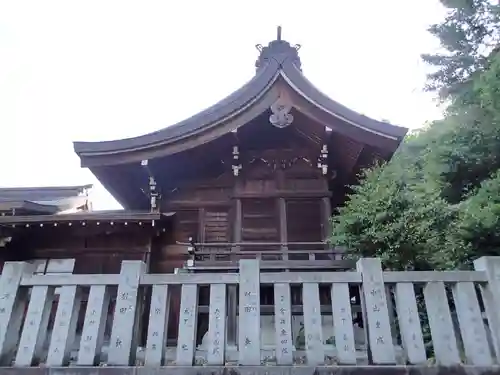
left=155, top=145, right=332, bottom=271
left=0, top=223, right=164, bottom=346
left=5, top=225, right=155, bottom=273
left=150, top=143, right=332, bottom=342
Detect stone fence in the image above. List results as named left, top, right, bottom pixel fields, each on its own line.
left=0, top=257, right=499, bottom=372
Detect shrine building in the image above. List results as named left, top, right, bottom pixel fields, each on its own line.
left=0, top=27, right=408, bottom=347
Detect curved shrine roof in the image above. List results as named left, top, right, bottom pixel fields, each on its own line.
left=74, top=28, right=408, bottom=166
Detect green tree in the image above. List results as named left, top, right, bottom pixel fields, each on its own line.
left=329, top=132, right=462, bottom=270
left=422, top=0, right=500, bottom=102
left=330, top=1, right=500, bottom=270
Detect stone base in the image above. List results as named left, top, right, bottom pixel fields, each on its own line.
left=67, top=346, right=379, bottom=366
left=64, top=344, right=403, bottom=367
left=2, top=365, right=500, bottom=375
left=199, top=315, right=367, bottom=351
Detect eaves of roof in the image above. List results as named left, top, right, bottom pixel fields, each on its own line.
left=74, top=59, right=407, bottom=161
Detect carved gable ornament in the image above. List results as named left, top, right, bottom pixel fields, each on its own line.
left=269, top=96, right=294, bottom=128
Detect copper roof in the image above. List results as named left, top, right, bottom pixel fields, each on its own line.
left=74, top=30, right=407, bottom=166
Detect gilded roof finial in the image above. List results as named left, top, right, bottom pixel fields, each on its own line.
left=277, top=26, right=282, bottom=41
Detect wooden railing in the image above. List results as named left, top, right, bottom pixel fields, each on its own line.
left=179, top=241, right=351, bottom=270
left=0, top=257, right=499, bottom=368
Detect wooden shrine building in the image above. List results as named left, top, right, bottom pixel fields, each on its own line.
left=73, top=27, right=408, bottom=274
left=0, top=28, right=408, bottom=351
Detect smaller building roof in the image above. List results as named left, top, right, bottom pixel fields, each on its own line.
left=0, top=184, right=93, bottom=215
left=0, top=210, right=174, bottom=225
left=0, top=184, right=92, bottom=200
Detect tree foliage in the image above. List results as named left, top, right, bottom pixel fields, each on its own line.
left=329, top=0, right=500, bottom=270
left=422, top=0, right=500, bottom=102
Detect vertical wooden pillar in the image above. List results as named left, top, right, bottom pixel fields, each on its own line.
left=139, top=237, right=154, bottom=347
left=228, top=198, right=242, bottom=347
left=276, top=169, right=288, bottom=258
left=198, top=208, right=210, bottom=261
left=198, top=208, right=206, bottom=244
left=278, top=198, right=288, bottom=260
left=233, top=199, right=242, bottom=247
left=321, top=197, right=332, bottom=242
left=321, top=197, right=333, bottom=260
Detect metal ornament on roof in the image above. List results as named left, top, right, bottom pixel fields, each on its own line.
left=141, top=159, right=161, bottom=212
left=0, top=236, right=12, bottom=247
left=232, top=145, right=242, bottom=176
left=317, top=144, right=329, bottom=175
left=269, top=96, right=294, bottom=128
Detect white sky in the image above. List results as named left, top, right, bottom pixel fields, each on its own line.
left=0, top=1, right=446, bottom=210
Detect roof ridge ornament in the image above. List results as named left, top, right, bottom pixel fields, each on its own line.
left=269, top=96, right=294, bottom=128
left=255, top=26, right=302, bottom=72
